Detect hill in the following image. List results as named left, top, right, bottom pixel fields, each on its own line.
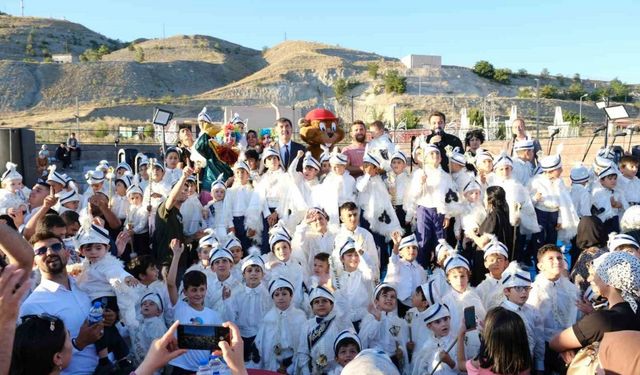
left=0, top=15, right=122, bottom=61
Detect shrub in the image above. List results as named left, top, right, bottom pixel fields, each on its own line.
left=382, top=70, right=406, bottom=94
left=517, top=68, right=528, bottom=77
left=333, top=78, right=359, bottom=103
left=563, top=110, right=585, bottom=126
left=94, top=123, right=110, bottom=138
left=473, top=60, right=495, bottom=79
left=539, top=85, right=559, bottom=99
left=493, top=68, right=511, bottom=84
left=540, top=68, right=550, bottom=78
left=468, top=108, right=484, bottom=126
left=143, top=124, right=155, bottom=138
left=399, top=110, right=420, bottom=129
left=367, top=62, right=379, bottom=79
left=135, top=47, right=145, bottom=63
left=566, top=82, right=587, bottom=100
left=517, top=87, right=534, bottom=98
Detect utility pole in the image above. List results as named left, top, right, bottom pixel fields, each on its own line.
left=75, top=96, right=80, bottom=134
left=350, top=95, right=355, bottom=124
left=20, top=0, right=24, bottom=16
left=535, top=78, right=540, bottom=138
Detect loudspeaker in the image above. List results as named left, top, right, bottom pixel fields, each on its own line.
left=0, top=129, right=36, bottom=187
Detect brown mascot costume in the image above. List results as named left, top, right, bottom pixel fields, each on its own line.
left=299, top=108, right=345, bottom=160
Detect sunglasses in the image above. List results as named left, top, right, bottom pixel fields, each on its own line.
left=34, top=242, right=64, bottom=256
left=21, top=313, right=60, bottom=331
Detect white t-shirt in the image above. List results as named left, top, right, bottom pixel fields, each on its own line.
left=169, top=300, right=223, bottom=371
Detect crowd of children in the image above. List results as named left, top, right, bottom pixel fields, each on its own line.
left=3, top=109, right=640, bottom=375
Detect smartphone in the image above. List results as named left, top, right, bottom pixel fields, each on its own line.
left=463, top=306, right=476, bottom=330
left=177, top=324, right=230, bottom=351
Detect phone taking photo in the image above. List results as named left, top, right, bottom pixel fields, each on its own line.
left=463, top=306, right=476, bottom=330
left=177, top=324, right=231, bottom=351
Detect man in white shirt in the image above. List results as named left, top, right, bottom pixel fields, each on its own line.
left=20, top=232, right=104, bottom=375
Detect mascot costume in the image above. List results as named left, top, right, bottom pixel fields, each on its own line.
left=191, top=107, right=235, bottom=191
left=299, top=108, right=345, bottom=160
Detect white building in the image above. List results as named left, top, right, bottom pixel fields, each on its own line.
left=400, top=54, right=441, bottom=69
left=51, top=54, right=78, bottom=64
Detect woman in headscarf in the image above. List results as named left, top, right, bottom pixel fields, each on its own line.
left=550, top=251, right=640, bottom=362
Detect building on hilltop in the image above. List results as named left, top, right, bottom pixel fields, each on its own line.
left=401, top=54, right=441, bottom=69
left=51, top=54, right=78, bottom=63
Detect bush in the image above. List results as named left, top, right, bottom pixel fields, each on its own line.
left=399, top=110, right=420, bottom=129
left=468, top=108, right=484, bottom=126
left=493, top=68, right=511, bottom=84
left=367, top=62, right=379, bottom=79
left=556, top=74, right=566, bottom=86
left=609, top=78, right=631, bottom=102
left=540, top=68, right=550, bottom=78
left=566, top=82, right=587, bottom=100
left=517, top=68, right=528, bottom=77
left=333, top=78, right=359, bottom=103
left=539, top=85, right=559, bottom=99
left=517, top=87, right=534, bottom=98
left=135, top=47, right=145, bottom=63
left=563, top=110, right=585, bottom=126
left=143, top=124, right=155, bottom=138
left=382, top=70, right=406, bottom=94
left=94, top=123, right=110, bottom=138
left=43, top=56, right=53, bottom=63
left=473, top=60, right=495, bottom=79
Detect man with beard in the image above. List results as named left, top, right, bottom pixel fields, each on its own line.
left=176, top=126, right=195, bottom=168
left=20, top=232, right=104, bottom=374
left=343, top=121, right=367, bottom=178
left=417, top=111, right=463, bottom=172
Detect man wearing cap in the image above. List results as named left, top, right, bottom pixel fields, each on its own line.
left=273, top=117, right=306, bottom=171
left=343, top=121, right=367, bottom=178
left=20, top=232, right=104, bottom=374
left=417, top=111, right=463, bottom=172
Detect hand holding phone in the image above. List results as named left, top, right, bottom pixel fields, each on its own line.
left=177, top=324, right=231, bottom=351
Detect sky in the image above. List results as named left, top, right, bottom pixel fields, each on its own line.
left=3, top=0, right=639, bottom=83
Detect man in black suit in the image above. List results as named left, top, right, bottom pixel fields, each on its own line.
left=273, top=117, right=306, bottom=171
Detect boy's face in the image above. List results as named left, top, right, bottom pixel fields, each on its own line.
left=332, top=164, right=346, bottom=175
left=141, top=300, right=162, bottom=318
left=116, top=168, right=126, bottom=178
left=129, top=193, right=143, bottom=206
left=273, top=241, right=291, bottom=262
left=400, top=245, right=418, bottom=263
left=243, top=265, right=263, bottom=287
left=139, top=165, right=148, bottom=178
left=309, top=214, right=328, bottom=233
left=424, top=151, right=441, bottom=168
left=368, top=125, right=383, bottom=138
left=321, top=161, right=331, bottom=175
left=427, top=316, right=451, bottom=338
left=341, top=251, right=360, bottom=271
left=376, top=290, right=397, bottom=312
left=265, top=155, right=280, bottom=170
left=63, top=200, right=80, bottom=211
left=537, top=251, right=565, bottom=281
left=272, top=288, right=292, bottom=310
left=478, top=159, right=493, bottom=172
left=247, top=158, right=258, bottom=170
left=391, top=159, right=406, bottom=174
left=504, top=286, right=531, bottom=306
left=600, top=174, right=618, bottom=189
left=212, top=258, right=231, bottom=278
left=484, top=254, right=508, bottom=279
left=620, top=163, right=638, bottom=179
left=165, top=152, right=179, bottom=168
left=212, top=187, right=226, bottom=201
left=614, top=245, right=640, bottom=259
left=303, top=166, right=319, bottom=181
left=185, top=284, right=207, bottom=307
left=361, top=163, right=378, bottom=176
left=311, top=297, right=333, bottom=317
left=198, top=247, right=212, bottom=262
left=81, top=243, right=109, bottom=263
left=151, top=167, right=164, bottom=182
left=313, top=258, right=329, bottom=276
left=141, top=264, right=159, bottom=283
left=516, top=149, right=533, bottom=162
left=464, top=189, right=481, bottom=203
left=91, top=182, right=103, bottom=192
left=449, top=162, right=463, bottom=173
left=495, top=164, right=512, bottom=178
left=115, top=181, right=126, bottom=195
left=545, top=167, right=563, bottom=180
left=229, top=246, right=243, bottom=263
left=66, top=221, right=80, bottom=237
left=411, top=290, right=428, bottom=311
left=336, top=343, right=359, bottom=367
left=447, top=268, right=469, bottom=293
left=339, top=209, right=359, bottom=230
left=186, top=182, right=197, bottom=196
left=234, top=168, right=249, bottom=184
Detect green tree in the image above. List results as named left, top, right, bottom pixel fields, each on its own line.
left=517, top=87, right=534, bottom=98
left=566, top=82, right=587, bottom=100
left=609, top=78, right=631, bottom=102
left=556, top=74, right=566, bottom=86
left=97, top=44, right=110, bottom=57
left=563, top=110, right=584, bottom=126
left=517, top=68, right=528, bottom=77
left=333, top=78, right=359, bottom=104
left=590, top=86, right=612, bottom=101
left=540, top=68, right=550, bottom=78
left=468, top=108, right=484, bottom=126
left=398, top=109, right=420, bottom=129
left=493, top=68, right=511, bottom=84
left=25, top=30, right=35, bottom=56
left=135, top=46, right=145, bottom=63
left=143, top=124, right=155, bottom=138
left=382, top=70, right=406, bottom=94
left=367, top=62, right=379, bottom=79
left=473, top=60, right=495, bottom=79
left=539, top=85, right=559, bottom=99
left=573, top=73, right=581, bottom=83
left=79, top=48, right=101, bottom=62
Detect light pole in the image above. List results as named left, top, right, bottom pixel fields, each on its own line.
left=350, top=95, right=355, bottom=124
left=534, top=78, right=540, bottom=138
left=579, top=93, right=588, bottom=125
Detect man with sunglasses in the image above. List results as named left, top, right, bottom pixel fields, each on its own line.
left=20, top=232, right=103, bottom=374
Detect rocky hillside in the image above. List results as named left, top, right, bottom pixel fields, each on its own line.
left=0, top=15, right=121, bottom=61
